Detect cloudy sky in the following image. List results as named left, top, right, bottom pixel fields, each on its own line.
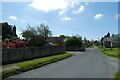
left=1, top=0, right=119, bottom=40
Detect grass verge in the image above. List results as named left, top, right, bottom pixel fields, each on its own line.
left=98, top=46, right=120, bottom=58
left=115, top=71, right=120, bottom=80
left=1, top=53, right=73, bottom=78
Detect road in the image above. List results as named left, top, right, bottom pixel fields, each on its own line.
left=9, top=47, right=118, bottom=78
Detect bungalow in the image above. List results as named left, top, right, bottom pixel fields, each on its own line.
left=103, top=36, right=120, bottom=48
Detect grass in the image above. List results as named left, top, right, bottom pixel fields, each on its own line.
left=115, top=71, right=120, bottom=80
left=98, top=46, right=120, bottom=58
left=98, top=46, right=120, bottom=79
left=1, top=53, right=73, bottom=78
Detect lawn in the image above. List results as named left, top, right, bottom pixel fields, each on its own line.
left=98, top=46, right=120, bottom=58
left=1, top=53, right=73, bottom=78
left=98, top=46, right=120, bottom=79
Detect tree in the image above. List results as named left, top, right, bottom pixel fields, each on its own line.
left=59, top=35, right=66, bottom=38
left=84, top=37, right=87, bottom=42
left=64, top=36, right=82, bottom=47
left=100, top=37, right=104, bottom=47
left=2, top=22, right=15, bottom=41
left=105, top=32, right=110, bottom=37
left=37, top=23, right=52, bottom=41
left=112, top=34, right=115, bottom=37
left=21, top=30, right=35, bottom=41
left=21, top=23, right=52, bottom=47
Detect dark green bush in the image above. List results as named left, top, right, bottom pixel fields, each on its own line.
left=27, top=35, right=45, bottom=47
left=64, top=37, right=82, bottom=47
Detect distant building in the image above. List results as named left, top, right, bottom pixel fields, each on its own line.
left=47, top=37, right=64, bottom=45
left=103, top=36, right=120, bottom=48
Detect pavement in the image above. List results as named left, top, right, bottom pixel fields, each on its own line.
left=9, top=47, right=119, bottom=78
left=0, top=66, right=20, bottom=72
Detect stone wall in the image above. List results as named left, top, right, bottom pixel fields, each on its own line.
left=65, top=46, right=85, bottom=51
left=2, top=46, right=65, bottom=65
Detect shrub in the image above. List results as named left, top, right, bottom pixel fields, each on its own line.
left=4, top=38, right=9, bottom=43
left=2, top=40, right=26, bottom=48
left=27, top=35, right=45, bottom=47
left=64, top=37, right=82, bottom=47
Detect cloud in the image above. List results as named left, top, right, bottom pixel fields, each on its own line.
left=59, top=9, right=66, bottom=16
left=61, top=17, right=71, bottom=21
left=1, top=0, right=31, bottom=2
left=61, top=16, right=75, bottom=21
left=85, top=2, right=88, bottom=5
left=8, top=16, right=17, bottom=20
left=115, top=14, right=120, bottom=20
left=19, top=19, right=27, bottom=23
left=29, top=0, right=69, bottom=12
left=36, top=20, right=48, bottom=24
left=94, top=14, right=103, bottom=20
left=73, top=5, right=85, bottom=14
left=71, top=0, right=80, bottom=8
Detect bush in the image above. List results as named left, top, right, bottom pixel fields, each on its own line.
left=4, top=38, right=9, bottom=43
left=64, top=37, right=82, bottom=47
left=2, top=40, right=26, bottom=48
left=27, top=35, right=45, bottom=47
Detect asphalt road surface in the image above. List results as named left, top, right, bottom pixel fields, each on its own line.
left=9, top=47, right=118, bottom=78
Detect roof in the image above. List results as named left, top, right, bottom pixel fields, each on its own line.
left=104, top=36, right=120, bottom=42
left=46, top=37, right=64, bottom=43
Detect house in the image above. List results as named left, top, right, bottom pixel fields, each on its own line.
left=46, top=37, right=64, bottom=46
left=103, top=36, right=120, bottom=48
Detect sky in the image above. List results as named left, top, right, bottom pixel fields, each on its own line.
left=1, top=0, right=119, bottom=40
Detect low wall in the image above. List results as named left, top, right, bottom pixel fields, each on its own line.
left=2, top=46, right=65, bottom=65
left=65, top=46, right=85, bottom=51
